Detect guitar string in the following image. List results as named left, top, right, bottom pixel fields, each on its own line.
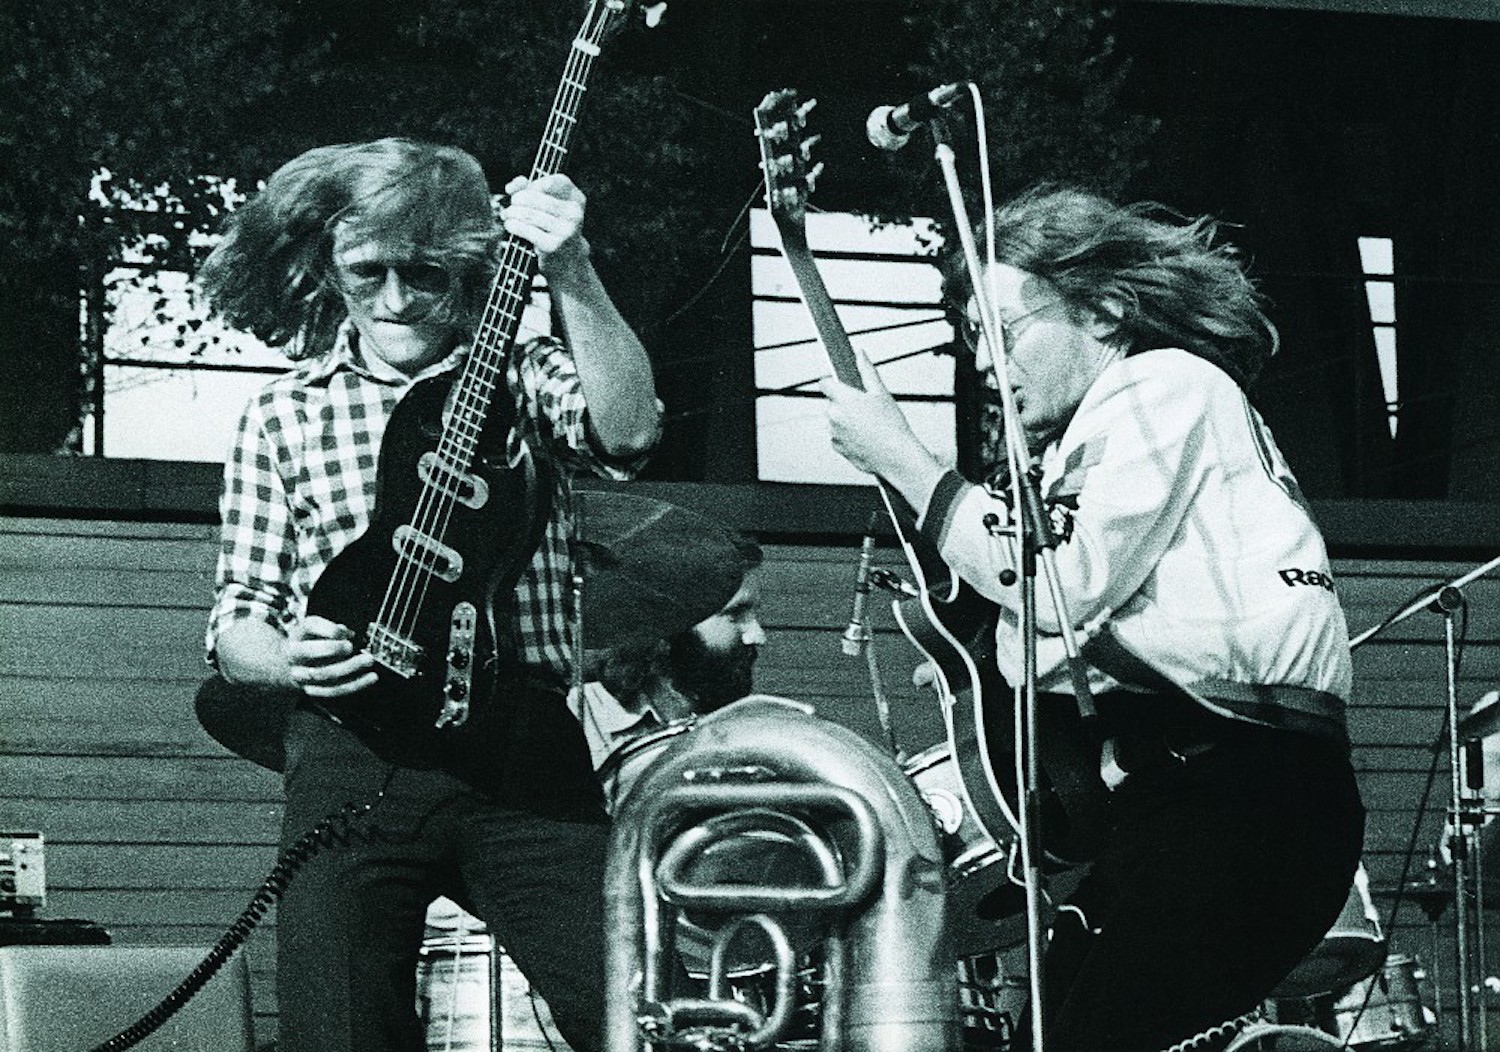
left=373, top=13, right=605, bottom=671
left=399, top=26, right=602, bottom=645
left=373, top=37, right=581, bottom=649
left=382, top=32, right=596, bottom=647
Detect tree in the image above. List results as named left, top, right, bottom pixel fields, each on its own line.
left=0, top=0, right=739, bottom=459
left=0, top=0, right=301, bottom=451
left=901, top=0, right=1155, bottom=203
left=1, top=0, right=1152, bottom=475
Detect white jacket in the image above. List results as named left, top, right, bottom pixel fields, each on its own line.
left=918, top=348, right=1351, bottom=740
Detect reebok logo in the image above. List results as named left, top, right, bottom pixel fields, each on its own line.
left=1278, top=568, right=1335, bottom=593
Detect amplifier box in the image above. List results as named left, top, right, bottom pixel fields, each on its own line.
left=0, top=833, right=45, bottom=912
left=0, top=945, right=253, bottom=1051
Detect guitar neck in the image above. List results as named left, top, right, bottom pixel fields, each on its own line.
left=776, top=226, right=926, bottom=526
left=445, top=13, right=614, bottom=472
left=778, top=228, right=861, bottom=390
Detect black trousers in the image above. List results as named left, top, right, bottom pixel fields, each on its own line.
left=1028, top=720, right=1365, bottom=1052
left=204, top=679, right=610, bottom=1052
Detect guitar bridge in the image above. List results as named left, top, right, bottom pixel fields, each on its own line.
left=367, top=623, right=423, bottom=679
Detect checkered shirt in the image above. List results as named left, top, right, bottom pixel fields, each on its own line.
left=206, top=322, right=655, bottom=678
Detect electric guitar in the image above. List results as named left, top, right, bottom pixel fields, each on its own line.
left=201, top=1, right=644, bottom=776
left=753, top=89, right=1101, bottom=865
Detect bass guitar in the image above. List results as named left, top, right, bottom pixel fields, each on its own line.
left=752, top=89, right=1101, bottom=865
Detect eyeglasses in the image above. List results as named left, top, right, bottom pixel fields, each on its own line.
left=333, top=259, right=453, bottom=300
left=957, top=301, right=1058, bottom=356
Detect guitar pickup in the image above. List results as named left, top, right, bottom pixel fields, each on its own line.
left=393, top=525, right=464, bottom=584
left=418, top=452, right=489, bottom=511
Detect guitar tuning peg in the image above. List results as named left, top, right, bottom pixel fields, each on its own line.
left=762, top=120, right=789, bottom=144
left=796, top=97, right=819, bottom=121
left=800, top=134, right=822, bottom=160
left=806, top=161, right=826, bottom=193
left=641, top=2, right=668, bottom=28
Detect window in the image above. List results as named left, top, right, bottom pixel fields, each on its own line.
left=751, top=209, right=956, bottom=483
left=1357, top=235, right=1398, bottom=438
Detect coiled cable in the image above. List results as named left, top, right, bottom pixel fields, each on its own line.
left=87, top=794, right=381, bottom=1052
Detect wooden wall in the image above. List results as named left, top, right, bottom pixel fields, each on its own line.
left=2, top=514, right=1498, bottom=1048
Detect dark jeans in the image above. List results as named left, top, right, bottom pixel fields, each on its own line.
left=1026, top=720, right=1365, bottom=1052
left=205, top=679, right=610, bottom=1052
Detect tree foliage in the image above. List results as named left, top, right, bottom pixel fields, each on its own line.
left=0, top=0, right=1152, bottom=457
left=0, top=0, right=297, bottom=450
left=876, top=0, right=1156, bottom=225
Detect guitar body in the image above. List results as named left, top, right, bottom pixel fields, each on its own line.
left=889, top=538, right=1103, bottom=868
left=309, top=374, right=549, bottom=763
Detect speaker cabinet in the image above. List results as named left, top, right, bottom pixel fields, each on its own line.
left=0, top=945, right=253, bottom=1051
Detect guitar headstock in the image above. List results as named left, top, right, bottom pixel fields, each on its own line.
left=754, top=89, right=824, bottom=237
left=582, top=0, right=665, bottom=44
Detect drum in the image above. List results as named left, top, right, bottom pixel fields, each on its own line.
left=1332, top=955, right=1433, bottom=1050
left=416, top=933, right=577, bottom=1052
left=424, top=895, right=485, bottom=940
left=416, top=934, right=494, bottom=1052
left=1272, top=862, right=1387, bottom=999
left=903, top=742, right=1016, bottom=955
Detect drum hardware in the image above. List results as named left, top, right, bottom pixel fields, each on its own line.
left=1332, top=954, right=1436, bottom=1050
left=1267, top=953, right=1436, bottom=1052
left=956, top=945, right=1028, bottom=1051
left=1272, top=862, right=1387, bottom=1000
left=1350, top=555, right=1500, bottom=1052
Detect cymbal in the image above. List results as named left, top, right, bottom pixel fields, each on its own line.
left=1370, top=879, right=1451, bottom=910
left=575, top=491, right=747, bottom=650
left=1458, top=690, right=1500, bottom=742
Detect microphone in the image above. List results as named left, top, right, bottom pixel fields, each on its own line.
left=842, top=514, right=880, bottom=656
left=865, top=82, right=967, bottom=151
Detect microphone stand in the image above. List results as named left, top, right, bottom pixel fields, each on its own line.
left=1351, top=555, right=1500, bottom=1052
left=930, top=123, right=1093, bottom=1052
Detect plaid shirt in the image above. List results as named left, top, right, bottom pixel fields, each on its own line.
left=207, top=322, right=656, bottom=678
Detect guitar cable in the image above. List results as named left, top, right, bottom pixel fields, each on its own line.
left=87, top=768, right=398, bottom=1052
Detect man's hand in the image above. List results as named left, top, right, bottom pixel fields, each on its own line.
left=820, top=350, right=914, bottom=477
left=820, top=351, right=945, bottom=511
left=501, top=174, right=590, bottom=276
left=286, top=615, right=379, bottom=698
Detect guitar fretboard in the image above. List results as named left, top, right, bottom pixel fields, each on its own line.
left=437, top=30, right=608, bottom=477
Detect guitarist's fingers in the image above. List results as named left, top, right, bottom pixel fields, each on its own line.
left=291, top=651, right=377, bottom=696
left=524, top=173, right=586, bottom=208
left=501, top=206, right=586, bottom=259
left=300, top=668, right=380, bottom=699
left=290, top=635, right=358, bottom=666
left=295, top=615, right=354, bottom=643
left=853, top=349, right=891, bottom=394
